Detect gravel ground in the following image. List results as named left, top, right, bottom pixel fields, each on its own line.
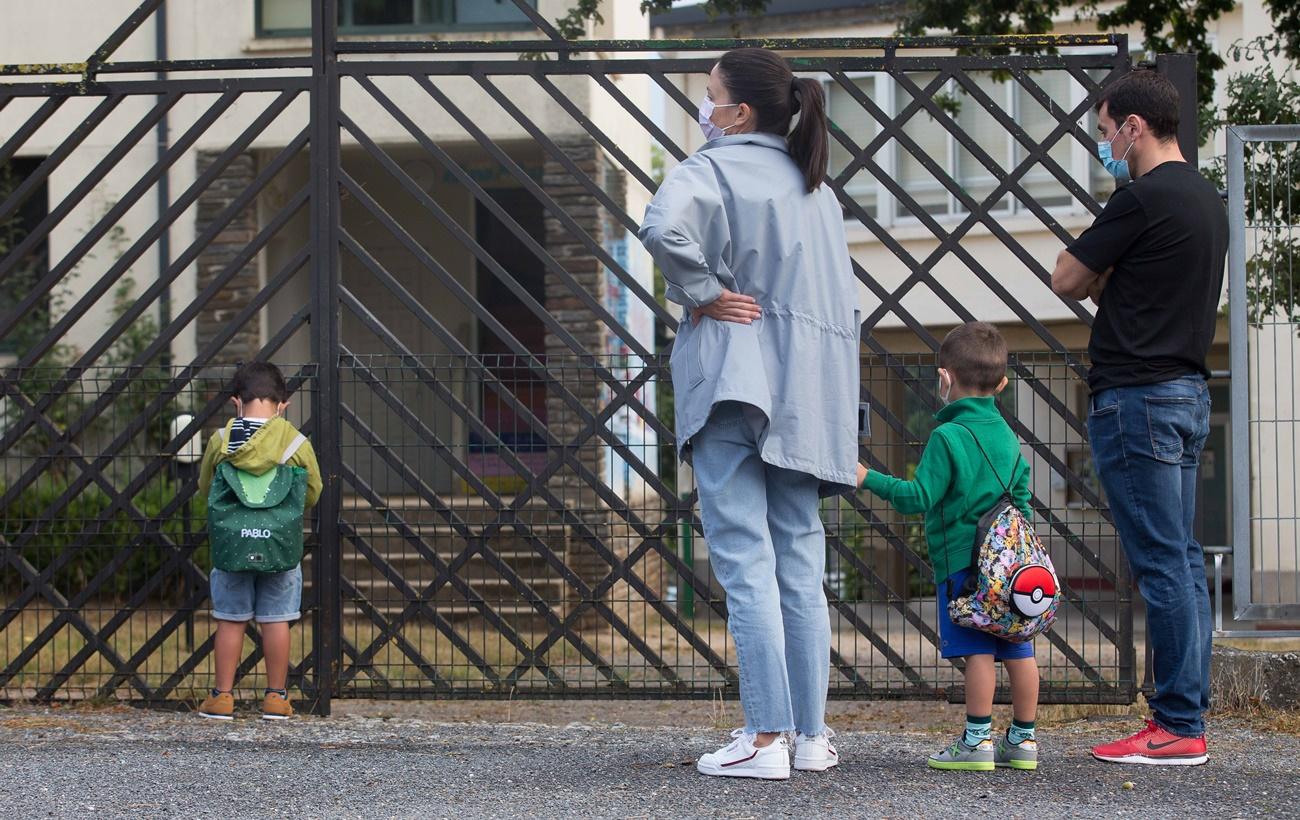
left=1, top=702, right=1295, bottom=819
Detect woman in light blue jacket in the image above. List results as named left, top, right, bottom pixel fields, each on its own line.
left=639, top=48, right=860, bottom=781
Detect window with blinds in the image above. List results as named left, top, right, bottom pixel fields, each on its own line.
left=826, top=75, right=882, bottom=219
left=823, top=65, right=1118, bottom=224
left=256, top=0, right=535, bottom=36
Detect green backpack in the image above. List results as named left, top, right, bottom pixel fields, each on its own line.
left=207, top=430, right=308, bottom=573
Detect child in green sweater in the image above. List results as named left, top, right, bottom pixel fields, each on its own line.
left=858, top=322, right=1041, bottom=771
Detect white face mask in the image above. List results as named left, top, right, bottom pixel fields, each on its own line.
left=698, top=96, right=740, bottom=141
left=937, top=370, right=953, bottom=406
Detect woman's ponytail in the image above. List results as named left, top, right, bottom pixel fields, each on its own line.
left=789, top=76, right=829, bottom=193
left=716, top=49, right=831, bottom=194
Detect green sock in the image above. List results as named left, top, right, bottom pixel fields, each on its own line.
left=1007, top=719, right=1036, bottom=745
left=963, top=715, right=992, bottom=746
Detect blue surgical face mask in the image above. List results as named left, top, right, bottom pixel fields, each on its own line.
left=698, top=96, right=740, bottom=141
left=1098, top=123, right=1135, bottom=182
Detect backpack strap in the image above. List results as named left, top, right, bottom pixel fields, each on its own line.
left=952, top=422, right=1024, bottom=495
left=947, top=422, right=1027, bottom=590
left=279, top=433, right=306, bottom=465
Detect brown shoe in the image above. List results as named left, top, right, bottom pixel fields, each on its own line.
left=198, top=690, right=234, bottom=720
left=262, top=690, right=293, bottom=721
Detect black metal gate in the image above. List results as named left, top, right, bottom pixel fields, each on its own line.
left=1, top=1, right=1170, bottom=712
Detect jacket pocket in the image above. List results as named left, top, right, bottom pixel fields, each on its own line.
left=670, top=320, right=707, bottom=389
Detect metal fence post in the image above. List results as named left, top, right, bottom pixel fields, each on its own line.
left=309, top=0, right=342, bottom=716
left=1226, top=126, right=1250, bottom=621
left=1155, top=53, right=1199, bottom=164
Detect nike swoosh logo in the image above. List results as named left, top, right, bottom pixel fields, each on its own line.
left=1146, top=739, right=1184, bottom=750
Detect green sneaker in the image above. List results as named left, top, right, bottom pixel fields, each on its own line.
left=996, top=735, right=1039, bottom=770
left=928, top=736, right=995, bottom=771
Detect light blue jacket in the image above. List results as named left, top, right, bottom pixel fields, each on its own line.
left=639, top=132, right=860, bottom=491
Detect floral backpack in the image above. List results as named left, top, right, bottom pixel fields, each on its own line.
left=945, top=424, right=1060, bottom=643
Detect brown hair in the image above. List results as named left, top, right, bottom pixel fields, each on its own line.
left=715, top=48, right=829, bottom=193
left=938, top=322, right=1008, bottom=392
left=1095, top=67, right=1180, bottom=142
left=232, top=361, right=289, bottom=404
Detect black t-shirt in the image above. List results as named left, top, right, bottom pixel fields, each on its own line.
left=1068, top=161, right=1228, bottom=392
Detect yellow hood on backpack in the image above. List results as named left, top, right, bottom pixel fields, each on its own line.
left=197, top=416, right=323, bottom=508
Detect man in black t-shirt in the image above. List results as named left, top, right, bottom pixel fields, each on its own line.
left=1052, top=69, right=1226, bottom=767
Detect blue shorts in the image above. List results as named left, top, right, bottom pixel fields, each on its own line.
left=210, top=564, right=302, bottom=624
left=938, top=568, right=1036, bottom=661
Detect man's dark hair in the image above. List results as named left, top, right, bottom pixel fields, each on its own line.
left=1095, top=68, right=1180, bottom=142
left=939, top=322, right=1008, bottom=392
left=231, top=361, right=289, bottom=403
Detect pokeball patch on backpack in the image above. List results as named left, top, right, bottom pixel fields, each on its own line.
left=1009, top=564, right=1057, bottom=618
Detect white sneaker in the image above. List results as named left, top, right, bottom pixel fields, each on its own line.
left=696, top=729, right=791, bottom=780
left=794, top=728, right=839, bottom=772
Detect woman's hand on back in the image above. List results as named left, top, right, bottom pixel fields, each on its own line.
left=691, top=289, right=762, bottom=326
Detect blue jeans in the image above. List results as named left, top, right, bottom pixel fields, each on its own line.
left=1087, top=376, right=1212, bottom=737
left=938, top=569, right=1036, bottom=661
left=692, top=402, right=830, bottom=735
left=210, top=564, right=303, bottom=623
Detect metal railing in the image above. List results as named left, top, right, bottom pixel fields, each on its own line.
left=1224, top=124, right=1300, bottom=636
left=0, top=0, right=1164, bottom=709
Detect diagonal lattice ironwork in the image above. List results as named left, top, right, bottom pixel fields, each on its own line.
left=1, top=0, right=1153, bottom=709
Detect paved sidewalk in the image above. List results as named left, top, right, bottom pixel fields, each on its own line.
left=0, top=702, right=1294, bottom=818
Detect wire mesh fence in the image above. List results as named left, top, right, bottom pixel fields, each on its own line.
left=0, top=303, right=1140, bottom=696
left=0, top=364, right=319, bottom=702
left=0, top=0, right=1150, bottom=706
left=1228, top=125, right=1300, bottom=623
left=0, top=351, right=1132, bottom=703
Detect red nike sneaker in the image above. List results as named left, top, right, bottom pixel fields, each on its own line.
left=1091, top=719, right=1208, bottom=766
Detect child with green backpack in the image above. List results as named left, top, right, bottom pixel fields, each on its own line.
left=197, top=362, right=322, bottom=720
left=857, top=322, right=1044, bottom=771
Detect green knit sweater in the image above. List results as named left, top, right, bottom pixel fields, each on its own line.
left=861, top=396, right=1032, bottom=584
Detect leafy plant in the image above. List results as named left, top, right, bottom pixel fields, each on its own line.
left=1203, top=35, right=1300, bottom=330
left=1, top=471, right=207, bottom=600
left=557, top=0, right=769, bottom=41
left=1, top=192, right=200, bottom=601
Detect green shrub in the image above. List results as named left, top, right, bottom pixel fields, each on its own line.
left=1, top=472, right=207, bottom=601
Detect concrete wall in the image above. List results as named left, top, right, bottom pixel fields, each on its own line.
left=0, top=0, right=652, bottom=365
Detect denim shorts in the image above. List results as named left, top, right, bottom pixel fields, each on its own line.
left=210, top=564, right=302, bottom=623
left=937, top=568, right=1036, bottom=661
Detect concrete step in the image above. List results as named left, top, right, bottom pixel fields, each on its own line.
left=339, top=574, right=567, bottom=596
left=339, top=525, right=570, bottom=557
left=340, top=495, right=571, bottom=528
left=336, top=550, right=558, bottom=575
left=314, top=495, right=580, bottom=621
left=340, top=600, right=563, bottom=620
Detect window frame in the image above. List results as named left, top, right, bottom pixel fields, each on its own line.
left=825, top=70, right=892, bottom=223
left=825, top=51, right=1126, bottom=229
left=254, top=0, right=538, bottom=38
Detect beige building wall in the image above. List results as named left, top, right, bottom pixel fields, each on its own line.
left=0, top=0, right=653, bottom=365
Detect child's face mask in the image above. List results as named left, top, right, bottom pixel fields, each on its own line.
left=937, top=369, right=954, bottom=406
left=232, top=397, right=289, bottom=418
